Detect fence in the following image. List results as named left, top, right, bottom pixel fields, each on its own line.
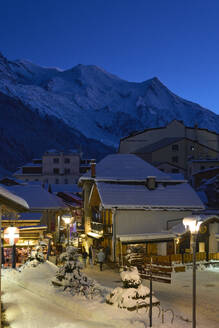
left=124, top=252, right=219, bottom=268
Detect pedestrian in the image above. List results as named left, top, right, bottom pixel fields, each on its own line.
left=82, top=246, right=88, bottom=268
left=96, top=248, right=105, bottom=271
left=88, top=245, right=93, bottom=266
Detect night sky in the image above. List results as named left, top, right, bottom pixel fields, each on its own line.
left=1, top=0, right=219, bottom=114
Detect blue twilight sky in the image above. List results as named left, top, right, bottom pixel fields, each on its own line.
left=1, top=0, right=219, bottom=114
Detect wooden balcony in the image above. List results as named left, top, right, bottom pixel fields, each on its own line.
left=90, top=222, right=112, bottom=235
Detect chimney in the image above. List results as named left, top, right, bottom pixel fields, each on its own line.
left=146, top=176, right=156, bottom=190
left=90, top=159, right=96, bottom=178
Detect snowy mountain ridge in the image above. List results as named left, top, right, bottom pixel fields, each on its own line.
left=0, top=51, right=219, bottom=172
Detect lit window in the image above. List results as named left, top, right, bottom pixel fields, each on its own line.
left=191, top=145, right=195, bottom=151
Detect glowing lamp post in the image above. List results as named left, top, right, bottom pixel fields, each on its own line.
left=62, top=215, right=72, bottom=246
left=183, top=217, right=201, bottom=328
left=4, top=227, right=19, bottom=245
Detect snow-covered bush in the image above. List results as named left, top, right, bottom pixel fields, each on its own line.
left=106, top=266, right=159, bottom=311
left=19, top=246, right=45, bottom=269
left=121, top=266, right=142, bottom=288
left=52, top=246, right=103, bottom=299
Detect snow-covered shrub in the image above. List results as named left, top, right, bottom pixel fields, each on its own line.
left=19, top=246, right=45, bottom=269
left=121, top=266, right=141, bottom=288
left=52, top=246, right=103, bottom=299
left=106, top=266, right=159, bottom=311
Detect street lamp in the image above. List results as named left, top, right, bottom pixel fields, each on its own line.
left=183, top=217, right=202, bottom=328
left=62, top=215, right=72, bottom=246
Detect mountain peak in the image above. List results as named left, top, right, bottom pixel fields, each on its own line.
left=69, top=63, right=122, bottom=82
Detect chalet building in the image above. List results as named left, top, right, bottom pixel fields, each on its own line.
left=3, top=184, right=68, bottom=247
left=0, top=185, right=29, bottom=263
left=119, top=120, right=219, bottom=178
left=172, top=215, right=219, bottom=258
left=78, top=154, right=205, bottom=263
left=2, top=212, right=47, bottom=248
left=13, top=150, right=92, bottom=185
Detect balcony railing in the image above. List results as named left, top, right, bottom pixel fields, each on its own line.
left=90, top=222, right=112, bottom=235
left=90, top=222, right=103, bottom=234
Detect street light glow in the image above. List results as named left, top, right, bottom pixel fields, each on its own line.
left=62, top=215, right=72, bottom=225
left=183, top=217, right=202, bottom=234
left=4, top=226, right=19, bottom=245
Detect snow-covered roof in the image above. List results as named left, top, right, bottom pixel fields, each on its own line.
left=5, top=185, right=67, bottom=210
left=0, top=185, right=29, bottom=210
left=50, top=184, right=81, bottom=194
left=19, top=212, right=42, bottom=221
left=44, top=149, right=79, bottom=155
left=95, top=181, right=204, bottom=210
left=189, top=158, right=219, bottom=163
left=166, top=173, right=185, bottom=180
left=19, top=225, right=47, bottom=230
left=79, top=154, right=171, bottom=182
left=192, top=167, right=219, bottom=177
left=196, top=190, right=208, bottom=204
left=22, top=163, right=42, bottom=168
left=2, top=212, right=42, bottom=221
left=118, top=232, right=177, bottom=243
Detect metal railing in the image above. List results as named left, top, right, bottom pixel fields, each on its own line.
left=123, top=252, right=219, bottom=267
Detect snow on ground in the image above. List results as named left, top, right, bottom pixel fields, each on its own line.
left=2, top=261, right=219, bottom=328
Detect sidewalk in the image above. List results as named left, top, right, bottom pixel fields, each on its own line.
left=83, top=262, right=121, bottom=290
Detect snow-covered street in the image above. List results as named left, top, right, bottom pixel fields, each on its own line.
left=2, top=261, right=219, bottom=328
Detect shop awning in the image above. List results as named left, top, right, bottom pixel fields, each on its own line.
left=118, top=232, right=177, bottom=243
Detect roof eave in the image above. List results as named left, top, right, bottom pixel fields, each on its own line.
left=101, top=204, right=205, bottom=210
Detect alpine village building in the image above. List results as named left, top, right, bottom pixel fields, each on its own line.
left=119, top=120, right=219, bottom=180
left=78, top=154, right=219, bottom=265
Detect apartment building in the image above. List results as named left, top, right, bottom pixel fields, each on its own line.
left=119, top=120, right=219, bottom=178
left=14, top=150, right=91, bottom=184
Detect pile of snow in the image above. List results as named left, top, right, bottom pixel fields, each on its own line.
left=52, top=246, right=104, bottom=299
left=106, top=266, right=159, bottom=311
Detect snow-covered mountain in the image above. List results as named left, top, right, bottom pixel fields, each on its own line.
left=0, top=52, right=219, bottom=172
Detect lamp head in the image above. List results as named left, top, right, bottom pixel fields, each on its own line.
left=62, top=214, right=72, bottom=225
left=183, top=217, right=201, bottom=234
